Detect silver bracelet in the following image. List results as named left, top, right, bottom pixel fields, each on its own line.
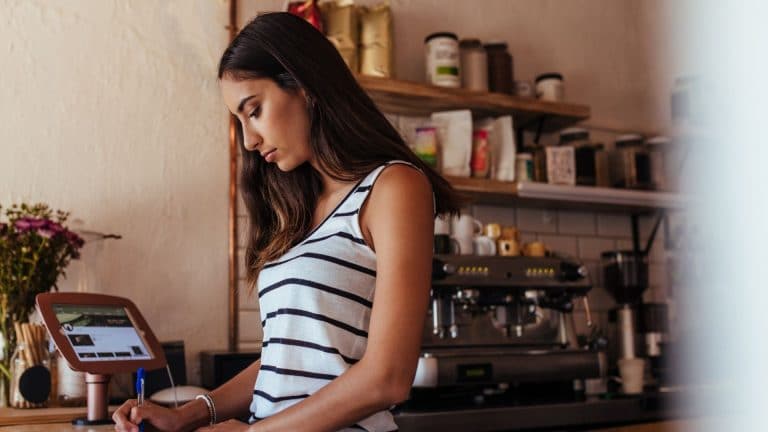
left=195, top=394, right=217, bottom=426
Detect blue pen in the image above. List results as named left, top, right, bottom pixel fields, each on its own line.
left=135, top=367, right=145, bottom=432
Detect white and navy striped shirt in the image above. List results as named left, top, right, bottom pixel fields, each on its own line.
left=249, top=162, right=418, bottom=431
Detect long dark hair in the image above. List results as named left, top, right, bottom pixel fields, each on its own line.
left=219, top=12, right=461, bottom=290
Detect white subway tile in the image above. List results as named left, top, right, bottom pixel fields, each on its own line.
left=519, top=231, right=538, bottom=245
left=578, top=238, right=616, bottom=261
left=238, top=310, right=264, bottom=342
left=472, top=204, right=516, bottom=226
left=597, top=213, right=631, bottom=237
left=538, top=234, right=578, bottom=257
left=558, top=210, right=596, bottom=235
left=516, top=208, right=557, bottom=233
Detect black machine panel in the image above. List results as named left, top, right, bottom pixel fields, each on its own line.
left=431, top=255, right=590, bottom=294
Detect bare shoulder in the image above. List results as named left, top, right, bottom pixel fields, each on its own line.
left=369, top=163, right=433, bottom=202
left=360, top=164, right=434, bottom=249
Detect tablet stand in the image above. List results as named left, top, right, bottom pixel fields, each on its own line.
left=72, top=373, right=114, bottom=425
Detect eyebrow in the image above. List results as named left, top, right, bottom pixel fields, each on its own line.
left=237, top=95, right=258, bottom=113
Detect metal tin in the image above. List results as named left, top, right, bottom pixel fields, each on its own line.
left=459, top=39, right=487, bottom=91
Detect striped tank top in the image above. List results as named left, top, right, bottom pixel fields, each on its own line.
left=249, top=161, right=415, bottom=431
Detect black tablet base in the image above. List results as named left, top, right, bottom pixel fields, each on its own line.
left=72, top=417, right=115, bottom=426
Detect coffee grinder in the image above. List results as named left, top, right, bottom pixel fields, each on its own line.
left=601, top=250, right=648, bottom=360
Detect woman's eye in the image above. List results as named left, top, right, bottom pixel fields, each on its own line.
left=249, top=106, right=261, bottom=118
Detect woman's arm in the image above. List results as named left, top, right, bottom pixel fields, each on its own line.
left=248, top=164, right=434, bottom=432
left=114, top=358, right=261, bottom=431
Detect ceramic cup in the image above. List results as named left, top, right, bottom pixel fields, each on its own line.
left=523, top=241, right=547, bottom=257
left=618, top=358, right=645, bottom=394
left=484, top=223, right=502, bottom=240
left=434, top=234, right=461, bottom=254
left=452, top=214, right=483, bottom=255
left=473, top=235, right=497, bottom=256
left=497, top=239, right=521, bottom=256
left=501, top=226, right=519, bottom=241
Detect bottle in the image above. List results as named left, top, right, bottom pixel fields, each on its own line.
left=471, top=129, right=491, bottom=178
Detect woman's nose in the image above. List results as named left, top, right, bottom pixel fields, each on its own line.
left=242, top=127, right=262, bottom=151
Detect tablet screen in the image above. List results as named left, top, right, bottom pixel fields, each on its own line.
left=53, top=304, right=153, bottom=362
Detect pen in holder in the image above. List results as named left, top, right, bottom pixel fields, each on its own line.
left=136, top=367, right=145, bottom=432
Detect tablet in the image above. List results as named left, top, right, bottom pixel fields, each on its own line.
left=37, top=292, right=166, bottom=375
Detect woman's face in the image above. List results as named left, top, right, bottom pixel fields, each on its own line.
left=220, top=76, right=312, bottom=172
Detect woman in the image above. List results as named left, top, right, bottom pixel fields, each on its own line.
left=114, top=12, right=460, bottom=432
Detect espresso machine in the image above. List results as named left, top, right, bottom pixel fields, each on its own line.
left=408, top=255, right=605, bottom=409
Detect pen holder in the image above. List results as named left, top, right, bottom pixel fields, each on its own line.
left=9, top=343, right=52, bottom=408
left=9, top=323, right=53, bottom=409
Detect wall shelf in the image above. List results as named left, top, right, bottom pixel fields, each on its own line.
left=446, top=176, right=687, bottom=213
left=357, top=75, right=590, bottom=132
left=356, top=76, right=684, bottom=213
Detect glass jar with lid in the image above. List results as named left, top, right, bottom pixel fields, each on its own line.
left=646, top=136, right=671, bottom=191
left=484, top=42, right=513, bottom=94
left=610, top=134, right=652, bottom=189
left=559, top=128, right=608, bottom=187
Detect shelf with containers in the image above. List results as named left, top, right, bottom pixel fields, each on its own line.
left=357, top=75, right=688, bottom=213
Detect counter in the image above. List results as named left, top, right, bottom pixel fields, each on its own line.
left=0, top=391, right=707, bottom=432
left=393, top=391, right=692, bottom=432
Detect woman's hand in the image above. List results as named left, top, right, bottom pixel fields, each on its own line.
left=113, top=399, right=186, bottom=432
left=195, top=419, right=251, bottom=431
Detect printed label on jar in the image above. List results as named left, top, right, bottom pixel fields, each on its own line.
left=426, top=38, right=460, bottom=87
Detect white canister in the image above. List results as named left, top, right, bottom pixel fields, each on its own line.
left=425, top=32, right=460, bottom=88
left=535, top=73, right=564, bottom=102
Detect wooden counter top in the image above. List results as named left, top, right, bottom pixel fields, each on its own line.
left=0, top=423, right=113, bottom=432
left=0, top=405, right=117, bottom=427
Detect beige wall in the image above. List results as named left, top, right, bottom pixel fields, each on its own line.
left=0, top=0, right=230, bottom=384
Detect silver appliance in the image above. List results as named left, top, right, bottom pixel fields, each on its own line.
left=409, top=255, right=605, bottom=405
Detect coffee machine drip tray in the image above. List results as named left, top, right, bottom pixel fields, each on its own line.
left=414, top=347, right=603, bottom=388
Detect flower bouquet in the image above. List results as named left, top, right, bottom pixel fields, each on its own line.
left=0, top=203, right=84, bottom=404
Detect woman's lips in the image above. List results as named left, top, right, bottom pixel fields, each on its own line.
left=263, top=149, right=277, bottom=162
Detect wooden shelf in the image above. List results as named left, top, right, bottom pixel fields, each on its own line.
left=446, top=176, right=688, bottom=213
left=357, top=75, right=590, bottom=132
